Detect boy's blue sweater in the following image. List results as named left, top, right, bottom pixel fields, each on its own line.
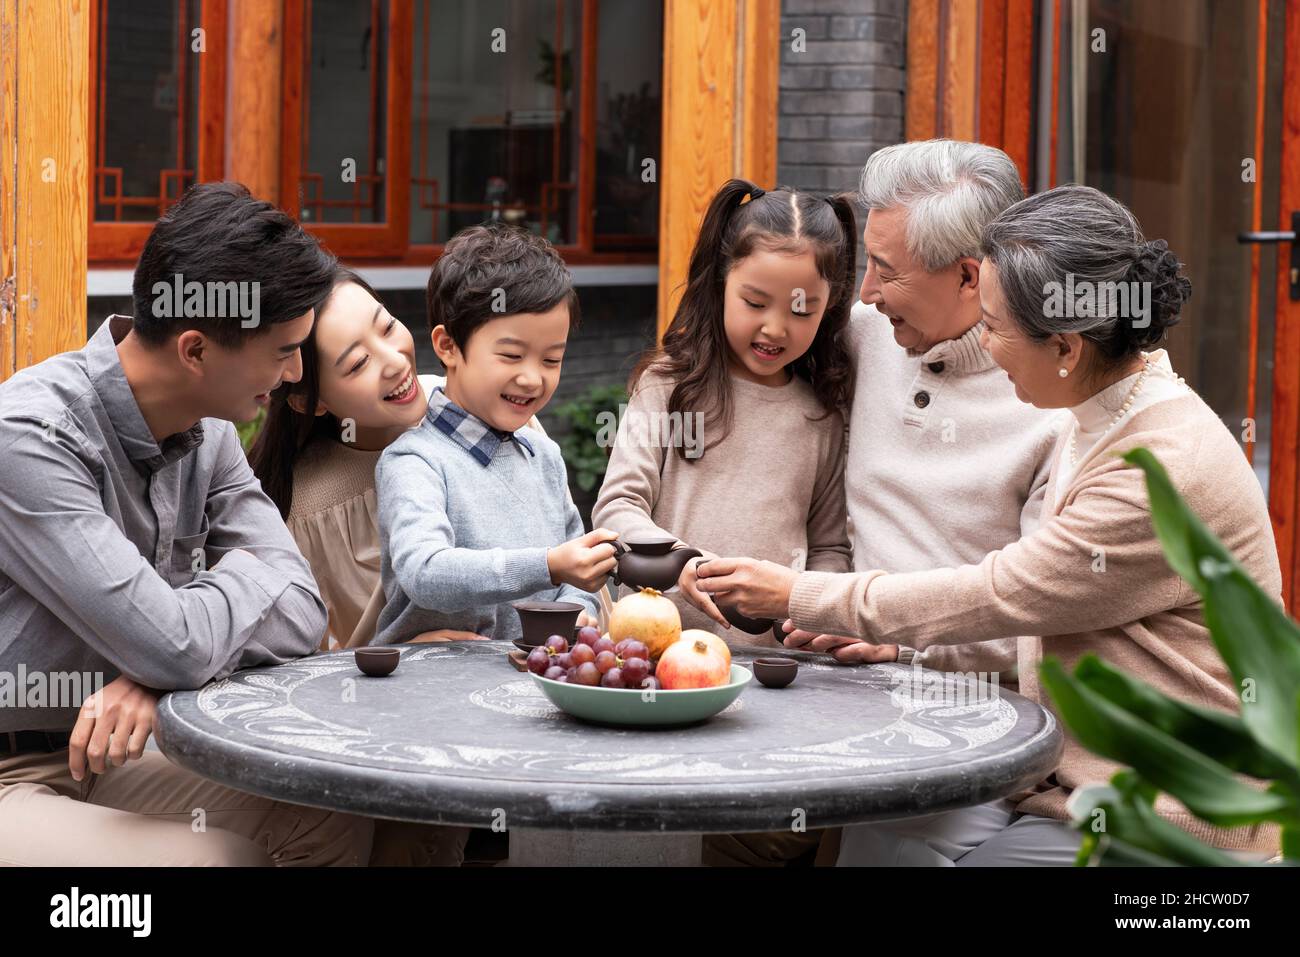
left=374, top=408, right=599, bottom=644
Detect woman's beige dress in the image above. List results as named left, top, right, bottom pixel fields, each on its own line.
left=285, top=375, right=603, bottom=649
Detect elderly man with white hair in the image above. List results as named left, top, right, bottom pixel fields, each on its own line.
left=829, top=140, right=1064, bottom=676
left=797, top=139, right=1064, bottom=865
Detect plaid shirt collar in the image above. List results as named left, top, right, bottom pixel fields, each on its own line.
left=426, top=386, right=535, bottom=467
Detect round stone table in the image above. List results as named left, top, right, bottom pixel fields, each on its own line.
left=155, top=641, right=1063, bottom=865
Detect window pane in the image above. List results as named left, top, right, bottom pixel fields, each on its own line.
left=94, top=0, right=201, bottom=222
left=594, top=0, right=662, bottom=250
left=1081, top=0, right=1279, bottom=483
left=299, top=0, right=390, bottom=224
left=410, top=0, right=583, bottom=246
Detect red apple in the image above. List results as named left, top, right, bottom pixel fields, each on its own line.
left=656, top=637, right=730, bottom=690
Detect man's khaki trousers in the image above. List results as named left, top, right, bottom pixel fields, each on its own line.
left=0, top=747, right=374, bottom=866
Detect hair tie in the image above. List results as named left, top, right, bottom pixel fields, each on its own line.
left=746, top=186, right=765, bottom=203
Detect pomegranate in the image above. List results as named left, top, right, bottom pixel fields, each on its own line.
left=680, top=629, right=731, bottom=669
left=607, top=588, right=681, bottom=660
left=657, top=636, right=730, bottom=690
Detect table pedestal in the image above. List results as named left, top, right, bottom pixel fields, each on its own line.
left=508, top=828, right=702, bottom=866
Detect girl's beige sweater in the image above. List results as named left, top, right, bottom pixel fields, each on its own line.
left=593, top=367, right=851, bottom=643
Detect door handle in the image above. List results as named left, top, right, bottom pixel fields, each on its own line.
left=1238, top=211, right=1299, bottom=300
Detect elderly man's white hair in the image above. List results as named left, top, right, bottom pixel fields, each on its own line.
left=858, top=139, right=1024, bottom=272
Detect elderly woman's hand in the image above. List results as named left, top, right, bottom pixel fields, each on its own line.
left=694, top=557, right=796, bottom=620
left=779, top=623, right=899, bottom=664
left=407, top=630, right=488, bottom=643
left=679, top=553, right=731, bottom=629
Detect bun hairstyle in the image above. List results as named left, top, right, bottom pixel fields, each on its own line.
left=980, top=184, right=1191, bottom=374
left=632, top=178, right=858, bottom=461
left=1129, top=237, right=1193, bottom=350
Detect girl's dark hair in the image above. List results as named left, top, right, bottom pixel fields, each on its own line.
left=631, top=179, right=857, bottom=461
left=248, top=268, right=381, bottom=518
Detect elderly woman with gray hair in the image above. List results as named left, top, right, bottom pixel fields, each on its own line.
left=697, top=184, right=1282, bottom=865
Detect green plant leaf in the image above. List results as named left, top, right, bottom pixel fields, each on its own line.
left=1123, top=448, right=1300, bottom=770
left=1040, top=658, right=1295, bottom=827
left=1200, top=566, right=1300, bottom=766
left=1068, top=775, right=1243, bottom=867
left=1074, top=655, right=1299, bottom=786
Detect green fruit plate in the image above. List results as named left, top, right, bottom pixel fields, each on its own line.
left=530, top=665, right=753, bottom=727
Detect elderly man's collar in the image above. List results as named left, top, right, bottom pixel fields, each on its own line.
left=907, top=320, right=997, bottom=375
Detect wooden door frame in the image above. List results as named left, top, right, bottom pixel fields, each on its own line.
left=1269, top=0, right=1300, bottom=607
left=906, top=0, right=1036, bottom=189
left=1, top=0, right=89, bottom=380
left=656, top=0, right=780, bottom=337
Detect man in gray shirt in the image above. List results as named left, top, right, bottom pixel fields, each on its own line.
left=0, top=182, right=372, bottom=865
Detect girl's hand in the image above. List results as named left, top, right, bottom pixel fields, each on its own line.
left=407, top=630, right=488, bottom=643
left=694, top=557, right=796, bottom=620
left=679, top=554, right=730, bottom=629
left=576, top=612, right=599, bottom=630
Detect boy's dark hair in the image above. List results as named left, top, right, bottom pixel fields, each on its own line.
left=426, top=223, right=580, bottom=351
left=131, top=181, right=337, bottom=348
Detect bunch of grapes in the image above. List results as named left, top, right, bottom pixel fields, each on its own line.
left=526, top=626, right=661, bottom=690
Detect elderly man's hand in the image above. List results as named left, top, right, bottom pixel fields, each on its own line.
left=694, top=557, right=796, bottom=620
left=780, top=624, right=899, bottom=664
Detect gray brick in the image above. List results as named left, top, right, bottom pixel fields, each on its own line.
left=784, top=0, right=904, bottom=15
left=781, top=39, right=903, bottom=66
left=781, top=90, right=903, bottom=116
left=828, top=64, right=905, bottom=90
left=829, top=15, right=905, bottom=42
left=780, top=65, right=828, bottom=89
left=780, top=15, right=828, bottom=40
left=782, top=139, right=879, bottom=166
left=776, top=164, right=863, bottom=193
left=827, top=115, right=902, bottom=140
left=778, top=114, right=829, bottom=138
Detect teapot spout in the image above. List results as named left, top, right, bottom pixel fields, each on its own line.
left=664, top=546, right=704, bottom=579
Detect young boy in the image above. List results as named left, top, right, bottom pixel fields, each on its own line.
left=374, top=225, right=617, bottom=644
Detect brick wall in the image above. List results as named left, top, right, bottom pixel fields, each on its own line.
left=777, top=0, right=907, bottom=199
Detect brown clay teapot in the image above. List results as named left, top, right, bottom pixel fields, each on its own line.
left=717, top=602, right=777, bottom=635
left=610, top=535, right=703, bottom=592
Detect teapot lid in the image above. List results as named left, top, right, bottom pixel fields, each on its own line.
left=622, top=534, right=678, bottom=556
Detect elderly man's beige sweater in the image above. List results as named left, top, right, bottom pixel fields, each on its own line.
left=844, top=302, right=1064, bottom=677
left=789, top=392, right=1281, bottom=852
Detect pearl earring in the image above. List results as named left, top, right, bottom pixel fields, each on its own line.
left=1058, top=368, right=1069, bottom=378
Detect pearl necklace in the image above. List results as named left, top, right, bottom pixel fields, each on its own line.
left=1067, top=356, right=1154, bottom=467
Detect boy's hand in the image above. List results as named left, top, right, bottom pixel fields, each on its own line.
left=576, top=612, right=600, bottom=630
left=547, top=528, right=619, bottom=592
left=679, top=553, right=730, bottom=629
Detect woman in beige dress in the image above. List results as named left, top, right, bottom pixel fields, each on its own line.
left=249, top=269, right=590, bottom=864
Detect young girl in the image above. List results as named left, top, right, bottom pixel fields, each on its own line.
left=592, top=178, right=856, bottom=646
